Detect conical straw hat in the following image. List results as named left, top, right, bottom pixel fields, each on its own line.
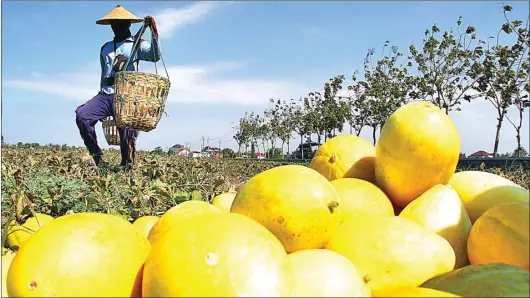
left=96, top=5, right=143, bottom=25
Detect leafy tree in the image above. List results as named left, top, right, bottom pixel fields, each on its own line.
left=360, top=42, right=413, bottom=144
left=304, top=91, right=324, bottom=145
left=343, top=72, right=370, bottom=136
left=276, top=99, right=296, bottom=156
left=470, top=5, right=529, bottom=156
left=267, top=147, right=283, bottom=159
left=513, top=146, right=529, bottom=158
left=321, top=75, right=349, bottom=140
left=500, top=6, right=530, bottom=157
left=292, top=97, right=314, bottom=159
left=221, top=148, right=235, bottom=158
left=233, top=115, right=250, bottom=156
left=409, top=17, right=484, bottom=114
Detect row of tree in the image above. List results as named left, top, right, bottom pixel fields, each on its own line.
left=232, top=6, right=529, bottom=158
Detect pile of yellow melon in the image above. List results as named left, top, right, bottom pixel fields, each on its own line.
left=2, top=101, right=529, bottom=297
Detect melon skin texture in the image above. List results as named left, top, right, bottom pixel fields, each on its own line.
left=210, top=192, right=237, bottom=212
left=309, top=134, right=377, bottom=183
left=326, top=215, right=456, bottom=294
left=375, top=101, right=461, bottom=208
left=147, top=200, right=221, bottom=244
left=132, top=215, right=159, bottom=239
left=285, top=249, right=367, bottom=297
left=2, top=251, right=16, bottom=297
left=467, top=202, right=529, bottom=270
left=330, top=178, right=394, bottom=224
left=6, top=212, right=151, bottom=297
left=230, top=165, right=341, bottom=253
left=449, top=170, right=530, bottom=223
left=142, top=212, right=293, bottom=297
left=422, top=263, right=530, bottom=297
left=399, top=184, right=472, bottom=269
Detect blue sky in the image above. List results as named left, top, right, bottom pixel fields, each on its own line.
left=1, top=1, right=529, bottom=154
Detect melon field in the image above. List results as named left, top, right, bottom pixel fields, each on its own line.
left=2, top=144, right=529, bottom=226
left=1, top=103, right=530, bottom=298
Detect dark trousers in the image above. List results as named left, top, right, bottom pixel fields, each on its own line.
left=75, top=91, right=139, bottom=166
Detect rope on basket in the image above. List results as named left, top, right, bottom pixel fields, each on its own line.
left=114, top=19, right=171, bottom=132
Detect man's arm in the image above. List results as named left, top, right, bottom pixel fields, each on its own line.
left=136, top=39, right=161, bottom=62
left=135, top=15, right=161, bottom=63
left=99, top=43, right=106, bottom=90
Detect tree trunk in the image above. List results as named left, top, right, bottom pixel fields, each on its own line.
left=372, top=125, right=378, bottom=145
left=355, top=125, right=363, bottom=137
left=349, top=125, right=353, bottom=134
left=493, top=111, right=506, bottom=157
left=300, top=134, right=304, bottom=159
left=516, top=107, right=523, bottom=157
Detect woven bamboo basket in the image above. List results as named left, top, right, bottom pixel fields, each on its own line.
left=113, top=22, right=171, bottom=132
left=101, top=116, right=120, bottom=146
left=114, top=72, right=170, bottom=132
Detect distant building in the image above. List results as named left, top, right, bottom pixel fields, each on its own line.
left=469, top=150, right=493, bottom=158
left=168, top=144, right=191, bottom=156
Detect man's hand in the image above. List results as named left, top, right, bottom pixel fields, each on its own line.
left=144, top=15, right=159, bottom=39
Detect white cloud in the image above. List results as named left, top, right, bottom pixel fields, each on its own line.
left=3, top=61, right=309, bottom=106
left=146, top=2, right=227, bottom=40
left=3, top=64, right=529, bottom=155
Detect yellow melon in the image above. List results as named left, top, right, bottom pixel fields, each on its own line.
left=6, top=212, right=150, bottom=297
left=210, top=192, right=237, bottom=212
left=467, top=202, right=529, bottom=270
left=309, top=134, right=376, bottom=183
left=142, top=212, right=293, bottom=297
left=132, top=215, right=159, bottom=239
left=286, top=249, right=367, bottom=297
left=375, top=101, right=461, bottom=208
left=422, top=263, right=530, bottom=297
left=449, top=170, right=529, bottom=223
left=399, top=184, right=472, bottom=269
left=7, top=213, right=54, bottom=250
left=2, top=250, right=16, bottom=297
left=330, top=178, right=394, bottom=224
left=230, top=165, right=341, bottom=253
left=147, top=200, right=221, bottom=244
left=326, top=215, right=455, bottom=294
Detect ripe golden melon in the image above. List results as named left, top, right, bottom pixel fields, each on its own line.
left=142, top=212, right=293, bottom=297
left=132, top=215, right=159, bottom=239
left=210, top=192, right=237, bottom=212
left=309, top=134, right=376, bottom=183
left=2, top=250, right=16, bottom=297
left=7, top=213, right=54, bottom=250
left=230, top=165, right=341, bottom=253
left=375, top=101, right=461, bottom=208
left=467, top=202, right=529, bottom=270
left=147, top=200, right=221, bottom=244
left=422, top=263, right=530, bottom=297
left=449, top=170, right=529, bottom=223
left=286, top=249, right=367, bottom=297
left=399, top=184, right=472, bottom=269
left=326, top=215, right=455, bottom=294
left=374, top=287, right=461, bottom=297
left=330, top=178, right=394, bottom=224
left=6, top=212, right=150, bottom=297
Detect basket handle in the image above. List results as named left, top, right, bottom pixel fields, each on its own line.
left=122, top=19, right=170, bottom=80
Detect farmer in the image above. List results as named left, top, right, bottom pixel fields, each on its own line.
left=75, top=5, right=160, bottom=168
